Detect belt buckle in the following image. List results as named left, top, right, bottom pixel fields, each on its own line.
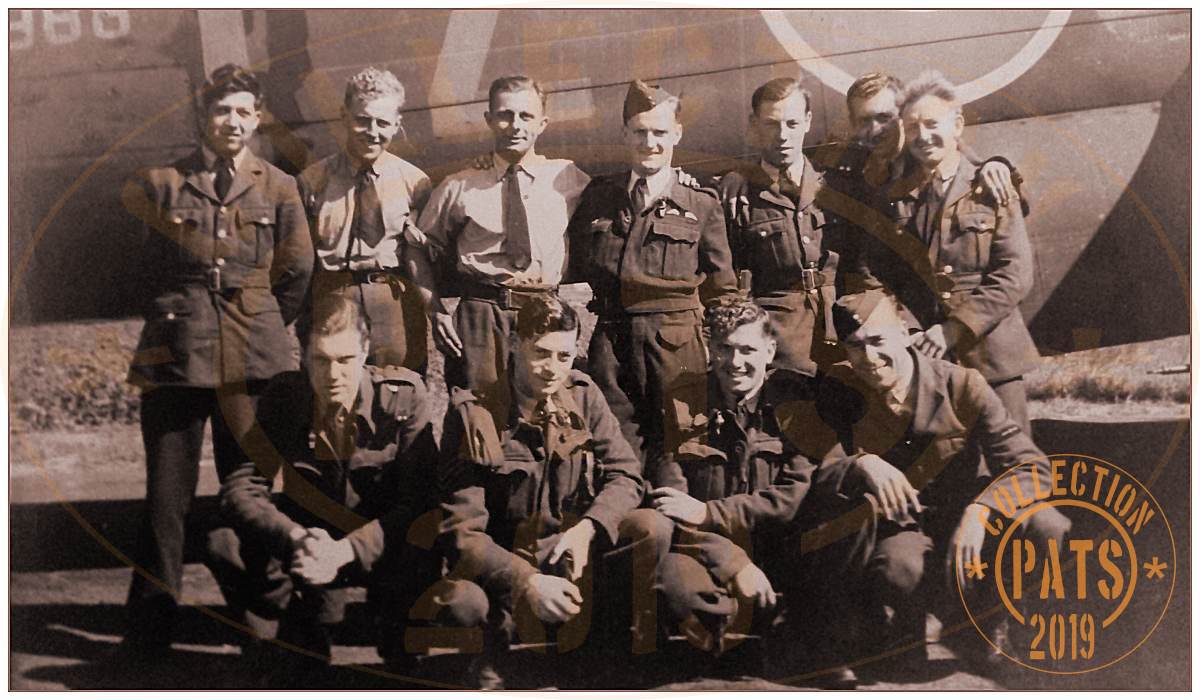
left=207, top=267, right=221, bottom=292
left=366, top=271, right=387, bottom=284
left=801, top=267, right=818, bottom=291
left=499, top=287, right=513, bottom=310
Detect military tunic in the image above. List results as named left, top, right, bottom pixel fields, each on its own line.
left=567, top=172, right=738, bottom=460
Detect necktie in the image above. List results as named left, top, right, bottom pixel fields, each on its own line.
left=350, top=167, right=386, bottom=250
left=214, top=158, right=233, bottom=201
left=503, top=164, right=532, bottom=270
left=632, top=177, right=649, bottom=214
left=780, top=169, right=801, bottom=202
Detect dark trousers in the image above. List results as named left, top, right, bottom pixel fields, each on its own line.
left=587, top=309, right=708, bottom=461
left=305, top=273, right=428, bottom=373
left=990, top=376, right=1030, bottom=437
left=444, top=297, right=518, bottom=415
left=126, top=383, right=263, bottom=646
left=756, top=290, right=843, bottom=377
left=428, top=509, right=674, bottom=658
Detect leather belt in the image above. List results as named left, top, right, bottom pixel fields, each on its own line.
left=460, top=278, right=556, bottom=311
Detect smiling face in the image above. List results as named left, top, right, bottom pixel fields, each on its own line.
left=486, top=88, right=548, bottom=161
left=516, top=329, right=579, bottom=399
left=841, top=301, right=913, bottom=395
left=903, top=93, right=963, bottom=169
left=848, top=87, right=901, bottom=148
left=712, top=320, right=776, bottom=403
left=751, top=90, right=812, bottom=170
left=343, top=94, right=404, bottom=165
left=203, top=91, right=261, bottom=159
left=308, top=327, right=368, bottom=411
left=623, top=101, right=682, bottom=176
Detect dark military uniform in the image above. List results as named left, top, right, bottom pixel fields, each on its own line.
left=434, top=370, right=672, bottom=657
left=798, top=349, right=1069, bottom=661
left=210, top=365, right=439, bottom=660
left=648, top=372, right=825, bottom=648
left=120, top=148, right=314, bottom=645
left=880, top=157, right=1039, bottom=432
left=718, top=157, right=868, bottom=375
left=567, top=174, right=738, bottom=461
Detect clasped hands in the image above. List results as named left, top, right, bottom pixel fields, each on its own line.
left=288, top=527, right=355, bottom=586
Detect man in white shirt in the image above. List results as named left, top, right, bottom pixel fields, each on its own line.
left=298, top=67, right=432, bottom=372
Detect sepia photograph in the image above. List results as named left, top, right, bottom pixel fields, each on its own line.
left=8, top=7, right=1191, bottom=692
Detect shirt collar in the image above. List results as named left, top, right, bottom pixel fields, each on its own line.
left=492, top=151, right=546, bottom=182
left=628, top=167, right=674, bottom=204
left=200, top=145, right=248, bottom=174
left=934, top=151, right=961, bottom=183
left=758, top=158, right=804, bottom=187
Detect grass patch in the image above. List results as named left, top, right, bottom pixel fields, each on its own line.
left=1026, top=336, right=1189, bottom=405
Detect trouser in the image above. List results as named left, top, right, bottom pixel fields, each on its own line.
left=126, top=382, right=263, bottom=647
left=444, top=297, right=519, bottom=417
left=205, top=522, right=442, bottom=662
left=756, top=290, right=843, bottom=377
left=587, top=309, right=708, bottom=462
left=304, top=272, right=428, bottom=373
left=989, top=376, right=1030, bottom=437
left=862, top=498, right=1070, bottom=657
left=426, top=509, right=674, bottom=658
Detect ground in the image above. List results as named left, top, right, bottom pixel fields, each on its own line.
left=7, top=305, right=1189, bottom=690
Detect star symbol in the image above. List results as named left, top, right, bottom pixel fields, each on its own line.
left=1144, top=557, right=1168, bottom=580
left=965, top=558, right=988, bottom=580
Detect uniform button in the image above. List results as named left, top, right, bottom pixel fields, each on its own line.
left=802, top=235, right=811, bottom=243
left=216, top=229, right=228, bottom=239
left=942, top=265, right=953, bottom=273
left=219, top=206, right=227, bottom=214
left=758, top=230, right=768, bottom=238
left=165, top=312, right=176, bottom=320
left=215, top=257, right=225, bottom=267
left=171, top=216, right=183, bottom=224
left=940, top=291, right=952, bottom=300
left=258, top=217, right=270, bottom=224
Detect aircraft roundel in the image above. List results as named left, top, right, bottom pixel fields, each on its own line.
left=760, top=9, right=1072, bottom=103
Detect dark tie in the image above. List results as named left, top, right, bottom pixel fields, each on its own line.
left=351, top=168, right=386, bottom=249
left=214, top=158, right=233, bottom=201
left=503, top=164, right=532, bottom=269
left=632, top=177, right=649, bottom=214
left=780, top=169, right=801, bottom=202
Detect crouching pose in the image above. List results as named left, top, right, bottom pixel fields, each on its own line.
left=802, top=290, right=1069, bottom=676
left=647, top=300, right=823, bottom=655
left=208, top=295, right=441, bottom=680
left=430, top=293, right=673, bottom=689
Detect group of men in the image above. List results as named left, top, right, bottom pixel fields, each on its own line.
left=118, top=60, right=1068, bottom=688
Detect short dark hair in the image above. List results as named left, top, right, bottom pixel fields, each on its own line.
left=846, top=72, right=903, bottom=110
left=202, top=63, right=263, bottom=110
left=515, top=293, right=580, bottom=341
left=309, top=294, right=368, bottom=348
left=488, top=76, right=547, bottom=112
left=751, top=77, right=811, bottom=116
left=705, top=299, right=774, bottom=342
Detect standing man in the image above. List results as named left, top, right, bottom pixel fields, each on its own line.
left=120, top=63, right=314, bottom=654
left=717, top=77, right=854, bottom=376
left=209, top=294, right=440, bottom=678
left=805, top=290, right=1068, bottom=670
left=411, top=76, right=591, bottom=413
left=298, top=67, right=432, bottom=373
left=434, top=294, right=672, bottom=688
left=881, top=72, right=1039, bottom=432
left=568, top=80, right=738, bottom=462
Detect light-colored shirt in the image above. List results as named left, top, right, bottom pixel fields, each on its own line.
left=627, top=167, right=675, bottom=213
left=418, top=152, right=591, bottom=288
left=759, top=158, right=805, bottom=189
left=303, top=151, right=432, bottom=272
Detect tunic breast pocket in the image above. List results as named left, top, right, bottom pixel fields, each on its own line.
left=646, top=219, right=700, bottom=280
left=743, top=216, right=799, bottom=272
left=165, top=207, right=206, bottom=263
left=589, top=218, right=624, bottom=274
left=954, top=210, right=996, bottom=271
left=237, top=206, right=276, bottom=265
